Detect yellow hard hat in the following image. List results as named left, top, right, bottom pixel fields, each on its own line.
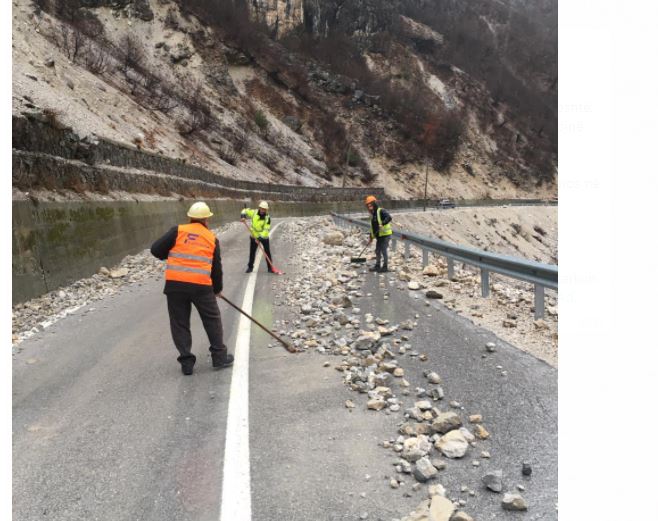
left=187, top=201, right=213, bottom=219
left=258, top=200, right=269, bottom=210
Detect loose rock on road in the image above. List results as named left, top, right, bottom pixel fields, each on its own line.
left=13, top=216, right=557, bottom=520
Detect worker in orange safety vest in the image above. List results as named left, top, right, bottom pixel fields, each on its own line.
left=151, top=201, right=234, bottom=375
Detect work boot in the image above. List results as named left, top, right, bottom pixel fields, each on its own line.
left=378, top=265, right=389, bottom=273
left=245, top=267, right=253, bottom=273
left=212, top=351, right=235, bottom=369
left=369, top=265, right=381, bottom=272
left=180, top=360, right=195, bottom=376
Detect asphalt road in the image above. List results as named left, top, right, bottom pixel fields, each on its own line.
left=13, top=221, right=557, bottom=521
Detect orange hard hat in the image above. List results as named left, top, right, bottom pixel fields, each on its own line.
left=364, top=195, right=377, bottom=205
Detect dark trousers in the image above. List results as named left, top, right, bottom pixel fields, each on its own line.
left=375, top=236, right=390, bottom=268
left=248, top=237, right=273, bottom=271
left=166, top=291, right=227, bottom=366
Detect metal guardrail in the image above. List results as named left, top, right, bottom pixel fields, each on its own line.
left=331, top=212, right=558, bottom=320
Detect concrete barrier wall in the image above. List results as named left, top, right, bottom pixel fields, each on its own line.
left=12, top=198, right=379, bottom=304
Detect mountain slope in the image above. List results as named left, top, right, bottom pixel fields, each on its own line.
left=13, top=0, right=557, bottom=199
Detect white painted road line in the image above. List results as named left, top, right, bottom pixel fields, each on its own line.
left=219, top=224, right=280, bottom=521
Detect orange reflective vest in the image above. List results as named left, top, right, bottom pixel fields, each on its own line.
left=165, top=223, right=216, bottom=286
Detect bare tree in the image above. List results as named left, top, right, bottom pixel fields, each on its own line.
left=84, top=44, right=109, bottom=75
left=178, top=83, right=212, bottom=136
left=58, top=23, right=84, bottom=62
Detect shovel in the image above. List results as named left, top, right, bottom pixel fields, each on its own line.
left=350, top=242, right=370, bottom=263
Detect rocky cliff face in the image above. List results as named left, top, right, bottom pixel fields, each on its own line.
left=249, top=0, right=304, bottom=37
left=247, top=0, right=398, bottom=38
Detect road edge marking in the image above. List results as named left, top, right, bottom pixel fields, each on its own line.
left=219, top=223, right=280, bottom=521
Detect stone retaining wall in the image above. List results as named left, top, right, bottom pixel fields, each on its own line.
left=12, top=115, right=385, bottom=202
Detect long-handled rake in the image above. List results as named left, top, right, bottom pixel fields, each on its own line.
left=219, top=294, right=296, bottom=353
left=350, top=242, right=370, bottom=264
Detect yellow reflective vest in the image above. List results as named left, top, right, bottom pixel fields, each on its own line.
left=241, top=208, right=271, bottom=239
left=370, top=207, right=393, bottom=238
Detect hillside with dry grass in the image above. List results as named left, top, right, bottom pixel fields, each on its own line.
left=13, top=0, right=557, bottom=199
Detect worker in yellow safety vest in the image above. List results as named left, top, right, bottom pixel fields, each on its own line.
left=241, top=201, right=274, bottom=273
left=150, top=201, right=234, bottom=375
left=365, top=195, right=393, bottom=273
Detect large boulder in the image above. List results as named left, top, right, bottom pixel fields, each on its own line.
left=322, top=231, right=345, bottom=246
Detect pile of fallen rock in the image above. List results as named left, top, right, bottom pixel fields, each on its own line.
left=270, top=219, right=532, bottom=520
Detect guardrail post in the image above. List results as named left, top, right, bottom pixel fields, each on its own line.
left=422, top=249, right=428, bottom=267
left=447, top=258, right=455, bottom=280
left=404, top=242, right=410, bottom=260
left=534, top=284, right=545, bottom=320
left=481, top=268, right=490, bottom=298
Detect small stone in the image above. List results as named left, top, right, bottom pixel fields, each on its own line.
left=502, top=493, right=528, bottom=511
left=426, top=372, right=441, bottom=384
left=422, top=265, right=441, bottom=276
left=345, top=400, right=356, bottom=409
left=429, top=494, right=455, bottom=521
left=428, top=484, right=446, bottom=497
left=436, top=430, right=468, bottom=458
left=413, top=457, right=438, bottom=482
left=109, top=267, right=128, bottom=278
left=451, top=511, right=474, bottom=521
left=517, top=484, right=525, bottom=491
left=99, top=266, right=110, bottom=276
left=425, top=289, right=443, bottom=299
left=482, top=470, right=503, bottom=492
left=471, top=460, right=480, bottom=467
left=474, top=424, right=490, bottom=440
left=533, top=319, right=549, bottom=330
left=431, top=412, right=462, bottom=434
left=323, top=361, right=330, bottom=367
left=390, top=479, right=400, bottom=489
left=408, top=281, right=421, bottom=290
left=522, top=462, right=532, bottom=476
left=430, top=458, right=446, bottom=471
left=402, top=435, right=432, bottom=462
left=485, top=342, right=496, bottom=352
left=468, top=414, right=482, bottom=424
left=367, top=398, right=386, bottom=410
left=44, top=58, right=55, bottom=67
left=481, top=451, right=491, bottom=459
left=393, top=367, right=405, bottom=377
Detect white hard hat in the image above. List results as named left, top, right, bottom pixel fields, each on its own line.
left=258, top=200, right=269, bottom=210
left=187, top=201, right=213, bottom=219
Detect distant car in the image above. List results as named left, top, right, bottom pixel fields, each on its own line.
left=437, top=199, right=456, bottom=209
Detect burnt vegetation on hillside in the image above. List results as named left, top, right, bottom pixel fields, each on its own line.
left=34, top=0, right=556, bottom=187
